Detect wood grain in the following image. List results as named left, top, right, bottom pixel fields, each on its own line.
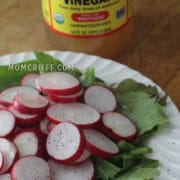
left=0, top=0, right=179, bottom=109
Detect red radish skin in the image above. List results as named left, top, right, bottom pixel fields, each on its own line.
left=46, top=102, right=100, bottom=129
left=0, top=151, right=4, bottom=172
left=48, top=159, right=94, bottom=180
left=0, top=138, right=18, bottom=174
left=13, top=94, right=49, bottom=114
left=0, top=173, right=11, bottom=180
left=0, top=86, right=39, bottom=106
left=8, top=106, right=42, bottom=127
left=11, top=155, right=51, bottom=180
left=0, top=104, right=6, bottom=109
left=0, top=110, right=15, bottom=138
left=73, top=149, right=91, bottom=164
left=36, top=72, right=81, bottom=95
left=84, top=85, right=117, bottom=113
left=102, top=112, right=137, bottom=142
left=39, top=118, right=49, bottom=135
left=47, top=122, right=56, bottom=133
left=83, top=129, right=119, bottom=159
left=20, top=73, right=39, bottom=88
left=46, top=122, right=85, bottom=164
left=48, top=88, right=84, bottom=103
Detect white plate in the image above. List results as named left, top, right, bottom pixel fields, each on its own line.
left=0, top=51, right=180, bottom=180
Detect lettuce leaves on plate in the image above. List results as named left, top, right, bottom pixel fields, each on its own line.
left=0, top=51, right=169, bottom=180
left=93, top=141, right=160, bottom=180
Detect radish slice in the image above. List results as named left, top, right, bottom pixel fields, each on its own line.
left=13, top=94, right=49, bottom=114
left=11, top=156, right=51, bottom=180
left=73, top=149, right=91, bottom=164
left=12, top=130, right=39, bottom=157
left=0, top=151, right=4, bottom=172
left=47, top=102, right=100, bottom=128
left=0, top=173, right=11, bottom=180
left=84, top=85, right=117, bottom=113
left=0, top=110, right=15, bottom=137
left=46, top=122, right=85, bottom=163
left=48, top=159, right=94, bottom=180
left=21, top=73, right=39, bottom=88
left=47, top=122, right=56, bottom=133
left=36, top=72, right=81, bottom=95
left=39, top=118, right=49, bottom=135
left=0, top=86, right=39, bottom=106
left=0, top=138, right=18, bottom=174
left=83, top=129, right=119, bottom=159
left=0, top=104, right=6, bottom=109
left=102, top=112, right=137, bottom=142
left=8, top=106, right=41, bottom=127
left=48, top=88, right=84, bottom=103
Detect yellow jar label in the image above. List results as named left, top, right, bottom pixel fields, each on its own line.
left=42, top=0, right=132, bottom=38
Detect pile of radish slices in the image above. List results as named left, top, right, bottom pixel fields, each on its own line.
left=0, top=72, right=137, bottom=180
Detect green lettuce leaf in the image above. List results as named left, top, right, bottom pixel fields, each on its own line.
left=93, top=158, right=121, bottom=180
left=116, top=91, right=168, bottom=135
left=115, top=166, right=160, bottom=180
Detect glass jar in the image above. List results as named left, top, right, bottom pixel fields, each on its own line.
left=41, top=0, right=133, bottom=58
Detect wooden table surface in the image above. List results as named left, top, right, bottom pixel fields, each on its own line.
left=0, top=0, right=179, bottom=110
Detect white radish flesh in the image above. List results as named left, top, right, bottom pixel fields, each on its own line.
left=0, top=138, right=17, bottom=174
left=21, top=73, right=39, bottom=88
left=0, top=86, right=39, bottom=106
left=47, top=122, right=56, bottom=133
left=46, top=122, right=85, bottom=163
left=48, top=88, right=84, bottom=103
left=83, top=129, right=119, bottom=159
left=47, top=102, right=100, bottom=128
left=0, top=151, right=4, bottom=172
left=0, top=173, right=11, bottom=180
left=39, top=118, right=49, bottom=135
left=12, top=131, right=39, bottom=157
left=0, top=110, right=15, bottom=137
left=13, top=94, right=49, bottom=114
left=36, top=72, right=81, bottom=95
left=84, top=85, right=117, bottom=113
left=102, top=112, right=137, bottom=141
left=8, top=106, right=41, bottom=127
left=11, top=156, right=51, bottom=180
left=48, top=159, right=94, bottom=180
left=73, top=149, right=91, bottom=164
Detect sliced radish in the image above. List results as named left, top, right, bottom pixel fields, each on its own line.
left=8, top=106, right=41, bottom=127
left=46, top=122, right=85, bottom=163
left=36, top=72, right=81, bottom=95
left=84, top=85, right=117, bottom=113
left=47, top=102, right=100, bottom=128
left=12, top=130, right=40, bottom=157
left=48, top=159, right=94, bottom=180
left=20, top=73, right=39, bottom=88
left=11, top=155, right=51, bottom=180
left=48, top=88, right=84, bottom=103
left=39, top=118, right=49, bottom=135
left=0, top=173, right=11, bottom=180
left=13, top=93, right=49, bottom=114
left=73, top=149, right=91, bottom=164
left=83, top=129, right=119, bottom=159
left=47, top=122, right=56, bottom=133
left=0, top=86, right=39, bottom=106
left=0, top=151, right=4, bottom=172
left=0, top=110, right=15, bottom=137
left=0, top=104, right=6, bottom=109
left=0, top=138, right=18, bottom=174
left=102, top=112, right=137, bottom=142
